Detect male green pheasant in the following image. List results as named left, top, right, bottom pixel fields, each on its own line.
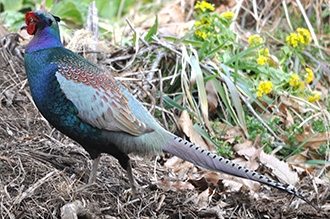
left=24, top=10, right=314, bottom=207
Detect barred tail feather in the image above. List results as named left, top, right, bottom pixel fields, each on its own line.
left=164, top=134, right=317, bottom=209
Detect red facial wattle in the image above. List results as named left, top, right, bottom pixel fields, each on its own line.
left=25, top=11, right=39, bottom=35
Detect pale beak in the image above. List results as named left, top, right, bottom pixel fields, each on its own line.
left=21, top=23, right=28, bottom=30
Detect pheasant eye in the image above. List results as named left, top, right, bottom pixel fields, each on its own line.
left=30, top=17, right=34, bottom=23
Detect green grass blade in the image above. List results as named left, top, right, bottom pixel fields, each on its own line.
left=221, top=64, right=247, bottom=134
left=284, top=133, right=317, bottom=160
left=145, top=15, right=158, bottom=41
left=211, top=77, right=240, bottom=127
left=224, top=44, right=263, bottom=66
left=190, top=54, right=209, bottom=122
left=193, top=123, right=219, bottom=147
left=163, top=96, right=196, bottom=117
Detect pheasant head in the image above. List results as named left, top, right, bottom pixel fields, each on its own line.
left=25, top=10, right=63, bottom=52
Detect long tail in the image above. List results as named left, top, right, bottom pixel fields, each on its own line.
left=163, top=133, right=317, bottom=209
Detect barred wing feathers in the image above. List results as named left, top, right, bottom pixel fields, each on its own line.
left=53, top=50, right=154, bottom=136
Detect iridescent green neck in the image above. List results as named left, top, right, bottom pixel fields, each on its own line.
left=25, top=25, right=63, bottom=53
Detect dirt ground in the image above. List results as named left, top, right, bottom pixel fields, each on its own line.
left=0, top=33, right=329, bottom=219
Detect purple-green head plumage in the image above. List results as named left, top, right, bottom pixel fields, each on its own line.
left=25, top=10, right=63, bottom=52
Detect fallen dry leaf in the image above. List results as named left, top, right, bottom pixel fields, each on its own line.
left=163, top=155, right=182, bottom=168
left=164, top=156, right=195, bottom=174
left=280, top=96, right=311, bottom=114
left=291, top=164, right=314, bottom=175
left=215, top=0, right=236, bottom=13
left=221, top=177, right=260, bottom=193
left=190, top=171, right=221, bottom=187
left=252, top=133, right=262, bottom=148
left=221, top=126, right=245, bottom=142
left=193, top=167, right=260, bottom=193
left=140, top=1, right=188, bottom=37
left=232, top=140, right=253, bottom=152
left=206, top=80, right=218, bottom=115
left=286, top=149, right=314, bottom=174
left=280, top=131, right=329, bottom=151
left=285, top=108, right=294, bottom=128
left=194, top=188, right=210, bottom=209
left=220, top=179, right=243, bottom=192
left=178, top=110, right=209, bottom=150
left=315, top=81, right=328, bottom=95
left=298, top=132, right=329, bottom=150
left=237, top=147, right=299, bottom=185
left=309, top=153, right=323, bottom=161
left=158, top=181, right=195, bottom=191
left=286, top=149, right=309, bottom=163
left=302, top=123, right=313, bottom=133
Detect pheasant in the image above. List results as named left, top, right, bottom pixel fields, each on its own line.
left=24, top=10, right=314, bottom=208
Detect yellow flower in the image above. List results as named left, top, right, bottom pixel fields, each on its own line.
left=255, top=48, right=271, bottom=65
left=257, top=55, right=267, bottom=65
left=286, top=33, right=300, bottom=48
left=289, top=74, right=300, bottom=86
left=194, top=1, right=201, bottom=9
left=256, top=90, right=263, bottom=98
left=297, top=28, right=312, bottom=45
left=248, top=34, right=263, bottom=47
left=286, top=28, right=312, bottom=48
left=195, top=21, right=201, bottom=27
left=221, top=11, right=235, bottom=20
left=201, top=17, right=211, bottom=27
left=259, top=48, right=269, bottom=57
left=289, top=74, right=304, bottom=90
left=195, top=1, right=215, bottom=12
left=305, top=67, right=313, bottom=84
left=307, top=96, right=316, bottom=102
left=257, top=81, right=273, bottom=98
left=307, top=92, right=320, bottom=103
left=201, top=32, right=207, bottom=39
left=195, top=29, right=207, bottom=39
left=201, top=17, right=209, bottom=24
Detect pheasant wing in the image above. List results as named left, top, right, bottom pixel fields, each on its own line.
left=53, top=53, right=153, bottom=136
